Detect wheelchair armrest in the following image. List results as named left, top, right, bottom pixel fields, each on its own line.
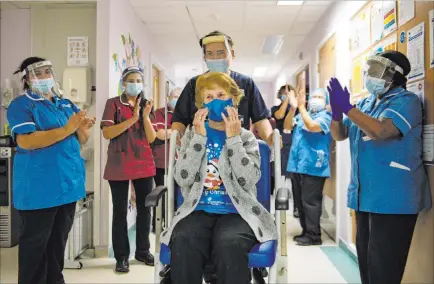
left=145, top=185, right=168, bottom=208
left=275, top=187, right=289, bottom=210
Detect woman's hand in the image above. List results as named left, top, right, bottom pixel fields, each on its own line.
left=289, top=89, right=298, bottom=109
left=64, top=111, right=86, bottom=135
left=193, top=108, right=208, bottom=136
left=328, top=78, right=354, bottom=115
left=133, top=98, right=141, bottom=121
left=222, top=107, right=241, bottom=138
left=143, top=99, right=153, bottom=118
left=79, top=116, right=96, bottom=130
left=297, top=87, right=307, bottom=109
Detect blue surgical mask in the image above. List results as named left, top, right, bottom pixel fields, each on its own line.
left=126, top=83, right=143, bottom=96
left=31, top=78, right=55, bottom=94
left=309, top=98, right=326, bottom=112
left=206, top=59, right=229, bottom=73
left=204, top=98, right=233, bottom=122
left=280, top=95, right=287, bottom=101
left=365, top=75, right=391, bottom=96
left=168, top=98, right=178, bottom=109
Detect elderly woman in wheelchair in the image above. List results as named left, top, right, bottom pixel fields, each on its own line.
left=146, top=72, right=289, bottom=284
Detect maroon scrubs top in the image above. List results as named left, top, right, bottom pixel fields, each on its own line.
left=151, top=107, right=173, bottom=169
left=101, top=94, right=156, bottom=181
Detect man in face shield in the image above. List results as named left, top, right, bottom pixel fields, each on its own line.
left=7, top=57, right=96, bottom=284
left=171, top=30, right=275, bottom=146
left=328, top=51, right=432, bottom=284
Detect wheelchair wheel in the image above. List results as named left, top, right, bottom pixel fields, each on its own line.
left=252, top=268, right=266, bottom=284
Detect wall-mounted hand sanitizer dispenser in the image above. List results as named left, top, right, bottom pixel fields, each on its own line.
left=62, top=67, right=91, bottom=109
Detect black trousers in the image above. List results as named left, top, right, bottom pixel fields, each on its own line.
left=355, top=211, right=418, bottom=284
left=18, top=202, right=76, bottom=284
left=170, top=211, right=257, bottom=284
left=109, top=177, right=153, bottom=261
left=292, top=173, right=326, bottom=240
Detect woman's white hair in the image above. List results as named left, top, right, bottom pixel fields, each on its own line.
left=169, top=87, right=182, bottom=98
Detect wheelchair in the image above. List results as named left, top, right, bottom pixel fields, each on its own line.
left=145, top=129, right=290, bottom=283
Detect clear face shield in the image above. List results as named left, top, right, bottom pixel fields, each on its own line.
left=23, top=61, right=63, bottom=97
left=362, top=55, right=404, bottom=96
left=202, top=35, right=232, bottom=72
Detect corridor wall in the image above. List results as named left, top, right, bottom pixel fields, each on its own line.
left=95, top=0, right=175, bottom=253
left=348, top=1, right=434, bottom=282
left=276, top=1, right=434, bottom=282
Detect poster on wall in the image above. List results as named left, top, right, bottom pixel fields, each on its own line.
left=371, top=2, right=384, bottom=43
left=351, top=53, right=370, bottom=96
left=351, top=58, right=363, bottom=95
left=407, top=22, right=425, bottom=82
left=429, top=9, right=434, bottom=69
left=372, top=32, right=397, bottom=55
left=423, top=125, right=434, bottom=165
left=67, top=37, right=88, bottom=66
left=371, top=1, right=397, bottom=43
left=112, top=33, right=145, bottom=96
left=383, top=1, right=397, bottom=37
left=407, top=80, right=425, bottom=107
left=351, top=6, right=371, bottom=57
left=398, top=0, right=415, bottom=27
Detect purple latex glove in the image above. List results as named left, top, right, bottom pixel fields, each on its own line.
left=327, top=82, right=343, bottom=121
left=329, top=78, right=354, bottom=115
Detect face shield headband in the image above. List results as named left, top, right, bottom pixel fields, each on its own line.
left=201, top=35, right=232, bottom=59
left=122, top=66, right=145, bottom=81
left=22, top=61, right=62, bottom=97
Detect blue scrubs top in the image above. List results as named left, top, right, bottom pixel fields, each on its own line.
left=287, top=110, right=332, bottom=178
left=345, top=88, right=432, bottom=214
left=6, top=91, right=86, bottom=210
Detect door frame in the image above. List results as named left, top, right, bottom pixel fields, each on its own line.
left=316, top=33, right=339, bottom=243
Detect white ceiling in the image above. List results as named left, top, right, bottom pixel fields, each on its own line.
left=131, top=0, right=333, bottom=82
left=1, top=0, right=333, bottom=82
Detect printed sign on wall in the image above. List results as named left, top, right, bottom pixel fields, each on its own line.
left=67, top=37, right=89, bottom=66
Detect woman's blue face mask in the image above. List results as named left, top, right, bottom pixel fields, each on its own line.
left=168, top=98, right=178, bottom=109
left=126, top=82, right=143, bottom=96
left=31, top=78, right=55, bottom=94
left=204, top=98, right=233, bottom=122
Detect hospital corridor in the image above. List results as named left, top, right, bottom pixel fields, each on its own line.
left=0, top=0, right=433, bottom=284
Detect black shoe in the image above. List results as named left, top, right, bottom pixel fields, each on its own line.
left=296, top=236, right=322, bottom=246
left=135, top=252, right=155, bottom=266
left=293, top=234, right=304, bottom=241
left=115, top=259, right=130, bottom=273
left=293, top=208, right=299, bottom=218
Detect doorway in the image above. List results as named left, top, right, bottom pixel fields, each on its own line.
left=152, top=65, right=160, bottom=107
left=318, top=34, right=337, bottom=241
left=296, top=66, right=309, bottom=101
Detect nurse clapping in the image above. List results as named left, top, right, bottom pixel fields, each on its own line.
left=329, top=50, right=432, bottom=284
left=7, top=57, right=95, bottom=284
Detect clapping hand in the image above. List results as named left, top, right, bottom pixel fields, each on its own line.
left=79, top=116, right=96, bottom=130
left=64, top=111, right=86, bottom=134
left=133, top=97, right=141, bottom=121
left=143, top=100, right=153, bottom=118
left=289, top=88, right=298, bottom=109
left=327, top=78, right=354, bottom=119
left=297, top=86, right=307, bottom=109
